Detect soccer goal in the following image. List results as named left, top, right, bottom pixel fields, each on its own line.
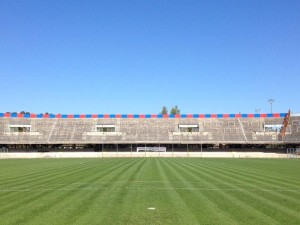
left=286, top=148, right=299, bottom=159
left=136, top=147, right=166, bottom=152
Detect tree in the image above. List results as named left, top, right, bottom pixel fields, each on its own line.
left=160, top=106, right=168, bottom=114
left=170, top=105, right=180, bottom=114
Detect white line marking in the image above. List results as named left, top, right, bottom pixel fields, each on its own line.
left=0, top=187, right=299, bottom=192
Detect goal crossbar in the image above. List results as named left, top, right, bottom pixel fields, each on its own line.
left=137, top=147, right=166, bottom=152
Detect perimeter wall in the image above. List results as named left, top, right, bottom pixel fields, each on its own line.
left=0, top=152, right=298, bottom=159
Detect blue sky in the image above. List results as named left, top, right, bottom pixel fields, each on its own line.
left=0, top=0, right=299, bottom=114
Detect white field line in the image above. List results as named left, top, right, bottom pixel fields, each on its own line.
left=71, top=180, right=300, bottom=185
left=1, top=181, right=299, bottom=189
left=0, top=186, right=299, bottom=192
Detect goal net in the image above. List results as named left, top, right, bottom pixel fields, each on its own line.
left=137, top=147, right=166, bottom=152
left=286, top=148, right=299, bottom=158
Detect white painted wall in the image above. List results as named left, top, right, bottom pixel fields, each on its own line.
left=0, top=152, right=296, bottom=159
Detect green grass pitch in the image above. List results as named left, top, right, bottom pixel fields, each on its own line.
left=0, top=158, right=299, bottom=225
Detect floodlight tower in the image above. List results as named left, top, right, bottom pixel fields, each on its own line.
left=268, top=99, right=274, bottom=113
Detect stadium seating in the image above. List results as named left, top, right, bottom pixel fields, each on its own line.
left=0, top=113, right=299, bottom=145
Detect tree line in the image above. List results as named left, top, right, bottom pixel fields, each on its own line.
left=160, top=106, right=180, bottom=114
left=5, top=108, right=182, bottom=115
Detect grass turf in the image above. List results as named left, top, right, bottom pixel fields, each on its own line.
left=0, top=158, right=299, bottom=225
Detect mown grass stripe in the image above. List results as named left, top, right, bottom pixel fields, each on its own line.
left=2, top=158, right=141, bottom=225
left=182, top=158, right=300, bottom=201
left=200, top=159, right=300, bottom=188
left=92, top=158, right=150, bottom=225
left=164, top=158, right=243, bottom=224
left=165, top=158, right=282, bottom=225
left=0, top=159, right=130, bottom=202
left=53, top=158, right=146, bottom=225
left=153, top=158, right=202, bottom=224
left=169, top=158, right=300, bottom=223
left=0, top=160, right=139, bottom=223
left=176, top=158, right=300, bottom=203
left=184, top=159, right=300, bottom=206
left=0, top=159, right=112, bottom=186
left=0, top=158, right=299, bottom=225
left=162, top=158, right=259, bottom=225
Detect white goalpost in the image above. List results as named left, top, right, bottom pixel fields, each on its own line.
left=136, top=147, right=166, bottom=152
left=286, top=148, right=299, bottom=158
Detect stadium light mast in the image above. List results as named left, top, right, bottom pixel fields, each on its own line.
left=268, top=99, right=275, bottom=113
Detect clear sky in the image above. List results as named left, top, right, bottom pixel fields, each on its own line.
left=0, top=0, right=299, bottom=114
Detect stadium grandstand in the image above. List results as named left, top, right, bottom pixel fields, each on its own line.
left=0, top=110, right=299, bottom=157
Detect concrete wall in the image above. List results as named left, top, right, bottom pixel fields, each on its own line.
left=0, top=152, right=297, bottom=159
